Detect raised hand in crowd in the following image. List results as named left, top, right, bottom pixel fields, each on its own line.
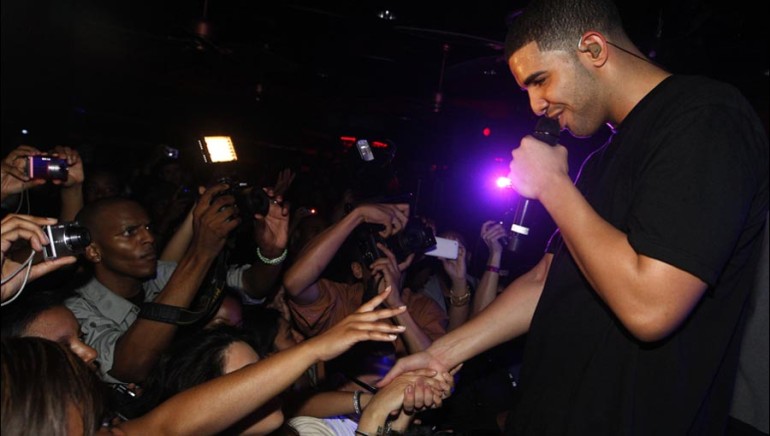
left=251, top=187, right=290, bottom=260
left=239, top=185, right=290, bottom=300
left=369, top=242, right=413, bottom=305
left=474, top=220, right=508, bottom=315
left=367, top=244, right=435, bottom=354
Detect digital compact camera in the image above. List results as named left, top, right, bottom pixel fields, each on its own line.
left=42, top=222, right=91, bottom=259
left=26, top=155, right=69, bottom=181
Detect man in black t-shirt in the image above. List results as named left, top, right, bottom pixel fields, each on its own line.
left=380, top=0, right=769, bottom=434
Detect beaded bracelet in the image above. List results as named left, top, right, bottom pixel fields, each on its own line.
left=256, top=247, right=288, bottom=265
left=486, top=265, right=500, bottom=273
left=353, top=390, right=363, bottom=415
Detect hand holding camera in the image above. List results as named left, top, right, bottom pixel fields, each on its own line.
left=354, top=203, right=410, bottom=238
left=0, top=144, right=86, bottom=203
left=49, top=145, right=84, bottom=188
left=1, top=145, right=49, bottom=200
left=25, top=155, right=69, bottom=181
left=1, top=214, right=82, bottom=304
left=211, top=177, right=272, bottom=218
left=190, top=182, right=243, bottom=256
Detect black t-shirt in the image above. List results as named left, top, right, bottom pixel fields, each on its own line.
left=509, top=75, right=769, bottom=436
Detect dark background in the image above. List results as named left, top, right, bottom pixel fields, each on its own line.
left=2, top=0, right=767, bottom=269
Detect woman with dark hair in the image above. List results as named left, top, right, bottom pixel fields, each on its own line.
left=142, top=325, right=285, bottom=434
left=1, top=337, right=106, bottom=436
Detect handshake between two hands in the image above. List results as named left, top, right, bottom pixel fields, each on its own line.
left=371, top=366, right=459, bottom=419
left=355, top=357, right=460, bottom=432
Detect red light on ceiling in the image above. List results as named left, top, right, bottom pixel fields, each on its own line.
left=340, top=136, right=356, bottom=148
left=482, top=127, right=491, bottom=137
left=371, top=141, right=388, bottom=148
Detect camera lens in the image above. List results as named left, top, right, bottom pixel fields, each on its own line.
left=63, top=225, right=91, bottom=251
left=43, top=223, right=91, bottom=259
left=395, top=220, right=435, bottom=254
left=241, top=187, right=270, bottom=217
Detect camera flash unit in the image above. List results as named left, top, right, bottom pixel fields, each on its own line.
left=199, top=136, right=238, bottom=163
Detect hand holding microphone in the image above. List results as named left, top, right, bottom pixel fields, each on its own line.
left=506, top=117, right=562, bottom=253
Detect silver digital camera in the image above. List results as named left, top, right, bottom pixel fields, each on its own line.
left=42, top=222, right=91, bottom=259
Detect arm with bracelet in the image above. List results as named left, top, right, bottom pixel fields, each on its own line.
left=286, top=389, right=374, bottom=419
left=240, top=188, right=290, bottom=300
left=473, top=220, right=507, bottom=316
left=441, top=245, right=472, bottom=331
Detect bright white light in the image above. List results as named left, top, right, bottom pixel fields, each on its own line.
left=496, top=177, right=512, bottom=188
left=203, top=136, right=237, bottom=162
left=377, top=9, right=396, bottom=20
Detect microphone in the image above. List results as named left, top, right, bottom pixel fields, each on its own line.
left=506, top=117, right=561, bottom=253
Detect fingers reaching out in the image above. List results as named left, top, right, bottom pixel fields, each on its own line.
left=311, top=287, right=407, bottom=362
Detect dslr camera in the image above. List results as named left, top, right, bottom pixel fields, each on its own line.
left=212, top=177, right=271, bottom=218
left=42, top=222, right=91, bottom=259
left=355, top=219, right=437, bottom=265
left=26, top=155, right=69, bottom=181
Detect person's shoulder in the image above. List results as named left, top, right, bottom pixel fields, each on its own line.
left=156, top=260, right=177, bottom=271
left=663, top=75, right=750, bottom=108
left=66, top=277, right=103, bottom=304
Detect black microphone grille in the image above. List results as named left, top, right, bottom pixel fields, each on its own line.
left=532, top=117, right=561, bottom=146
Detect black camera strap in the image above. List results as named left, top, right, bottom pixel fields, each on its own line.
left=138, top=254, right=228, bottom=326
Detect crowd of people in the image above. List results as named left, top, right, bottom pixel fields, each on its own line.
left=2, top=0, right=767, bottom=435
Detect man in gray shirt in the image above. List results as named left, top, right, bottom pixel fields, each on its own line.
left=66, top=183, right=288, bottom=384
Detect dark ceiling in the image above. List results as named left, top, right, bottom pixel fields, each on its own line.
left=1, top=0, right=767, bottom=170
